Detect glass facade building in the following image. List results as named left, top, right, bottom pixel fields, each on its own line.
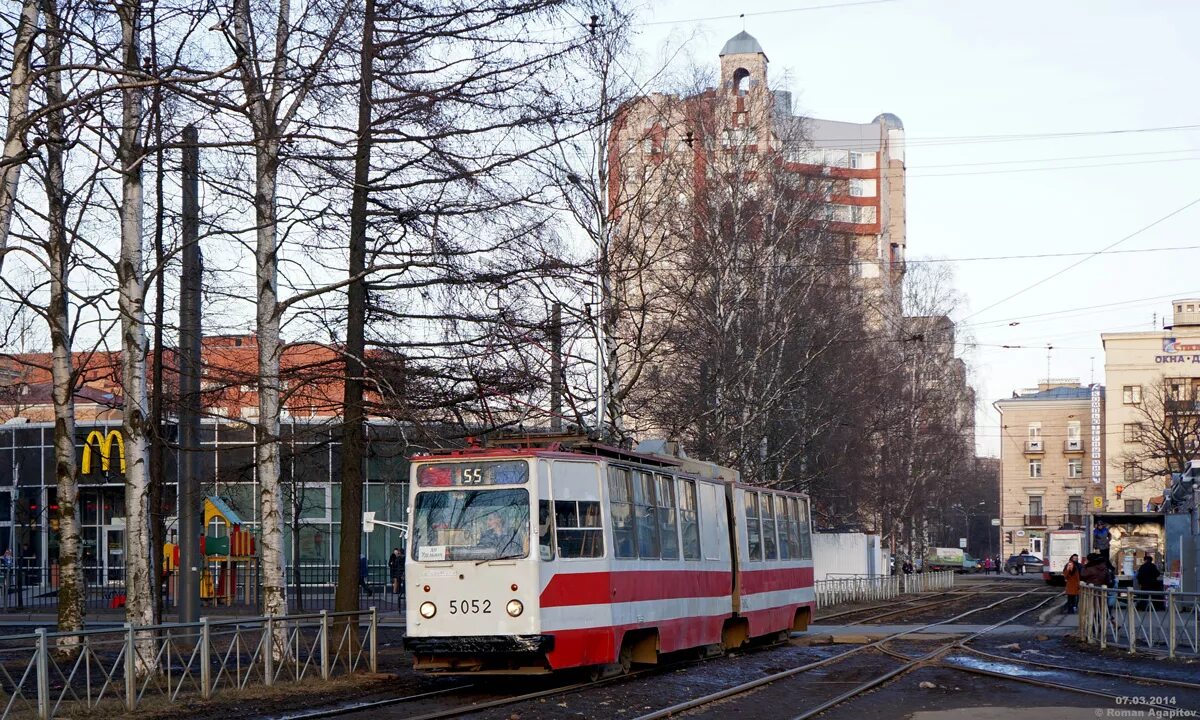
left=0, top=420, right=410, bottom=595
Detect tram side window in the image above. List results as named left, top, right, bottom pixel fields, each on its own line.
left=745, top=491, right=762, bottom=561
left=786, top=497, right=801, bottom=559
left=555, top=500, right=604, bottom=558
left=760, top=493, right=778, bottom=560
left=656, top=474, right=679, bottom=560
left=777, top=496, right=792, bottom=560
left=539, top=500, right=555, bottom=560
left=796, top=497, right=812, bottom=559
left=609, top=467, right=638, bottom=559
left=635, top=471, right=661, bottom=559
left=679, top=479, right=701, bottom=560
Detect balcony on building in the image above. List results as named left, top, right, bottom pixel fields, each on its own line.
left=1063, top=438, right=1084, bottom=453
left=1062, top=513, right=1085, bottom=527
left=1024, top=439, right=1044, bottom=453
left=1024, top=514, right=1047, bottom=527
left=1165, top=398, right=1200, bottom=414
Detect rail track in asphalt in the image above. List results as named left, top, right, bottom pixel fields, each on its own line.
left=264, top=580, right=1193, bottom=720
left=260, top=581, right=1054, bottom=720
left=632, top=587, right=1196, bottom=720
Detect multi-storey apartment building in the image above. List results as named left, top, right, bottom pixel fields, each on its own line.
left=994, top=381, right=1106, bottom=558
left=1102, top=299, right=1200, bottom=511
left=610, top=31, right=908, bottom=325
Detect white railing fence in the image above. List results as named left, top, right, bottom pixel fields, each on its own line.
left=1079, top=584, right=1200, bottom=658
left=815, top=570, right=955, bottom=608
left=0, top=608, right=378, bottom=720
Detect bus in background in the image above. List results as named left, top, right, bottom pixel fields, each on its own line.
left=1044, top=528, right=1084, bottom=585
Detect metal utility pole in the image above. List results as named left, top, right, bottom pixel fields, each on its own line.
left=178, top=124, right=203, bottom=623
left=550, top=303, right=562, bottom=431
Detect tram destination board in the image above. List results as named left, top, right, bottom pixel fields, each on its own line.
left=417, top=460, right=528, bottom=487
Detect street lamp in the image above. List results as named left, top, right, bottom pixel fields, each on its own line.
left=950, top=501, right=987, bottom=554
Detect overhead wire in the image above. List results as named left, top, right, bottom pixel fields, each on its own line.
left=960, top=195, right=1200, bottom=323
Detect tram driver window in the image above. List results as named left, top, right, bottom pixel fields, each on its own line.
left=608, top=467, right=637, bottom=559
left=745, top=491, right=762, bottom=561
left=555, top=500, right=603, bottom=558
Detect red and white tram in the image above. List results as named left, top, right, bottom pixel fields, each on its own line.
left=402, top=439, right=814, bottom=674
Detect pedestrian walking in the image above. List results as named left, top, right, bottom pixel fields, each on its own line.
left=388, top=547, right=404, bottom=595
left=358, top=554, right=373, bottom=597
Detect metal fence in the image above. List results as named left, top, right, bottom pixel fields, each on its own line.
left=0, top=608, right=378, bottom=719
left=815, top=570, right=955, bottom=608
left=1, top=563, right=402, bottom=614
left=1079, top=583, right=1200, bottom=658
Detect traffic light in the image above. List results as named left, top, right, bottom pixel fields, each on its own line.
left=1005, top=531, right=1013, bottom=544
left=1115, top=485, right=1124, bottom=498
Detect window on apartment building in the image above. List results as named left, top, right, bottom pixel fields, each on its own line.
left=722, top=128, right=754, bottom=147
left=1068, top=496, right=1084, bottom=518
left=1124, top=499, right=1143, bottom=513
left=849, top=178, right=877, bottom=197
left=1123, top=463, right=1140, bottom=482
left=1028, top=423, right=1042, bottom=439
left=1123, top=423, right=1143, bottom=442
left=1028, top=460, right=1042, bottom=478
left=851, top=205, right=877, bottom=224
left=1067, top=421, right=1080, bottom=443
left=1122, top=385, right=1142, bottom=405
left=849, top=151, right=876, bottom=169
left=1028, top=495, right=1043, bottom=516
left=1168, top=379, right=1190, bottom=401
left=1067, top=459, right=1082, bottom=478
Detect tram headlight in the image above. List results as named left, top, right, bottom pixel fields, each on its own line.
left=419, top=601, right=437, bottom=619
left=506, top=599, right=524, bottom=617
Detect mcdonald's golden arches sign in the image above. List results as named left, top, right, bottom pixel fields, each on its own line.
left=81, top=429, right=125, bottom=475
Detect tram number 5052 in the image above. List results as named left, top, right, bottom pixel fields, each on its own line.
left=449, top=599, right=492, bottom=614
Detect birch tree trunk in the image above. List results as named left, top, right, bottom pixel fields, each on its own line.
left=42, top=0, right=84, bottom=651
left=254, top=140, right=289, bottom=626
left=116, top=0, right=155, bottom=669
left=0, top=0, right=38, bottom=271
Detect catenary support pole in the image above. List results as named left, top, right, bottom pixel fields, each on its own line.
left=178, top=124, right=203, bottom=623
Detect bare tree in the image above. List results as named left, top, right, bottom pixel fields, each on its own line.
left=0, top=0, right=39, bottom=268
left=1121, top=378, right=1200, bottom=496
left=217, top=0, right=352, bottom=626
left=115, top=0, right=155, bottom=669
left=41, top=0, right=87, bottom=650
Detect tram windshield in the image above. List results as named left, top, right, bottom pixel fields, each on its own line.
left=411, top=488, right=531, bottom=562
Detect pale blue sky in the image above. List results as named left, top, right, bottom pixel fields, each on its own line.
left=633, top=0, right=1200, bottom=456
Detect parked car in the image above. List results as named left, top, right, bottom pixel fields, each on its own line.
left=1005, top=552, right=1043, bottom=575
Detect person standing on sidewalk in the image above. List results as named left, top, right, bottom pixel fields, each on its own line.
left=388, top=547, right=404, bottom=595
left=1062, top=554, right=1081, bottom=614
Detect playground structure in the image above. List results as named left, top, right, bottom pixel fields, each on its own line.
left=163, top=496, right=259, bottom=607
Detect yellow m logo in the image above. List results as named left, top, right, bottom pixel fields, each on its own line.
left=81, top=430, right=126, bottom=475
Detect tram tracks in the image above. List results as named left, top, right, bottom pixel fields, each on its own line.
left=651, top=588, right=1196, bottom=720
left=813, top=581, right=1054, bottom=627
left=630, top=586, right=1052, bottom=720
left=265, top=582, right=1158, bottom=720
